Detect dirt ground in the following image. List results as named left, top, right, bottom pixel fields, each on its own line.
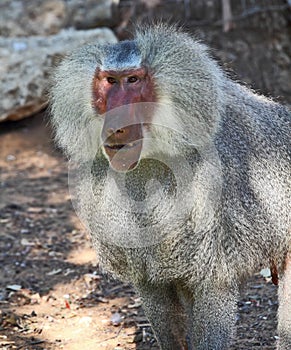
left=0, top=112, right=281, bottom=350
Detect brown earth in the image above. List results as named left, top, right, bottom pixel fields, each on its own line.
left=0, top=112, right=280, bottom=350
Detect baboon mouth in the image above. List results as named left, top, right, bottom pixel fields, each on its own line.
left=104, top=141, right=140, bottom=151
left=104, top=140, right=141, bottom=152
left=103, top=140, right=142, bottom=172
left=105, top=144, right=125, bottom=151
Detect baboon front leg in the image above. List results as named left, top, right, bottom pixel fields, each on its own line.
left=277, top=253, right=291, bottom=349
left=187, top=285, right=238, bottom=350
left=135, top=282, right=188, bottom=350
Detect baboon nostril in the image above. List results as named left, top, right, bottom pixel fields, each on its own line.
left=106, top=128, right=124, bottom=135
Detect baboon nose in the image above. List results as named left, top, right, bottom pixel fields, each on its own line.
left=106, top=128, right=125, bottom=136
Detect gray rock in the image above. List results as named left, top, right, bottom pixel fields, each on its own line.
left=0, top=0, right=118, bottom=37
left=66, top=0, right=119, bottom=29
left=0, top=28, right=117, bottom=122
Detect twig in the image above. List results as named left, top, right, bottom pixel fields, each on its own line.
left=184, top=0, right=191, bottom=19
left=187, top=4, right=290, bottom=28
left=99, top=324, right=124, bottom=343
left=116, top=2, right=137, bottom=35
left=17, top=340, right=45, bottom=350
left=222, top=0, right=233, bottom=32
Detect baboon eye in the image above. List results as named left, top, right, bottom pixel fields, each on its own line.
left=107, top=77, right=117, bottom=84
left=127, top=76, right=139, bottom=83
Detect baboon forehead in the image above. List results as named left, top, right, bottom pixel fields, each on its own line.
left=102, top=40, right=142, bottom=71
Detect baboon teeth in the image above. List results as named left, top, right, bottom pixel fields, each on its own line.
left=105, top=142, right=137, bottom=150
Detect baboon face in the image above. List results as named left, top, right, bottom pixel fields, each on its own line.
left=92, top=63, right=156, bottom=172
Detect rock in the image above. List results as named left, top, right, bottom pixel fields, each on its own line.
left=0, top=0, right=67, bottom=37
left=66, top=0, right=120, bottom=29
left=0, top=28, right=117, bottom=122
left=0, top=0, right=118, bottom=37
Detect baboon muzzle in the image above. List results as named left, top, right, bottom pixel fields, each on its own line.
left=101, top=108, right=143, bottom=172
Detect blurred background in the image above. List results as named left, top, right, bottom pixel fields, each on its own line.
left=0, top=1, right=290, bottom=349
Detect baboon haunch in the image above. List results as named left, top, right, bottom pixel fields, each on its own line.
left=50, top=24, right=291, bottom=350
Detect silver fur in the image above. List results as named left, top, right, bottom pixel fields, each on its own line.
left=50, top=24, right=291, bottom=350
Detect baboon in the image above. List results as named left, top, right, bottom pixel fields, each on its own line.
left=50, top=24, right=291, bottom=350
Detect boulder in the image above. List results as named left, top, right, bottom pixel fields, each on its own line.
left=0, top=0, right=118, bottom=37
left=0, top=28, right=117, bottom=122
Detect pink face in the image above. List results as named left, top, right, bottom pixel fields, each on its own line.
left=92, top=67, right=156, bottom=171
